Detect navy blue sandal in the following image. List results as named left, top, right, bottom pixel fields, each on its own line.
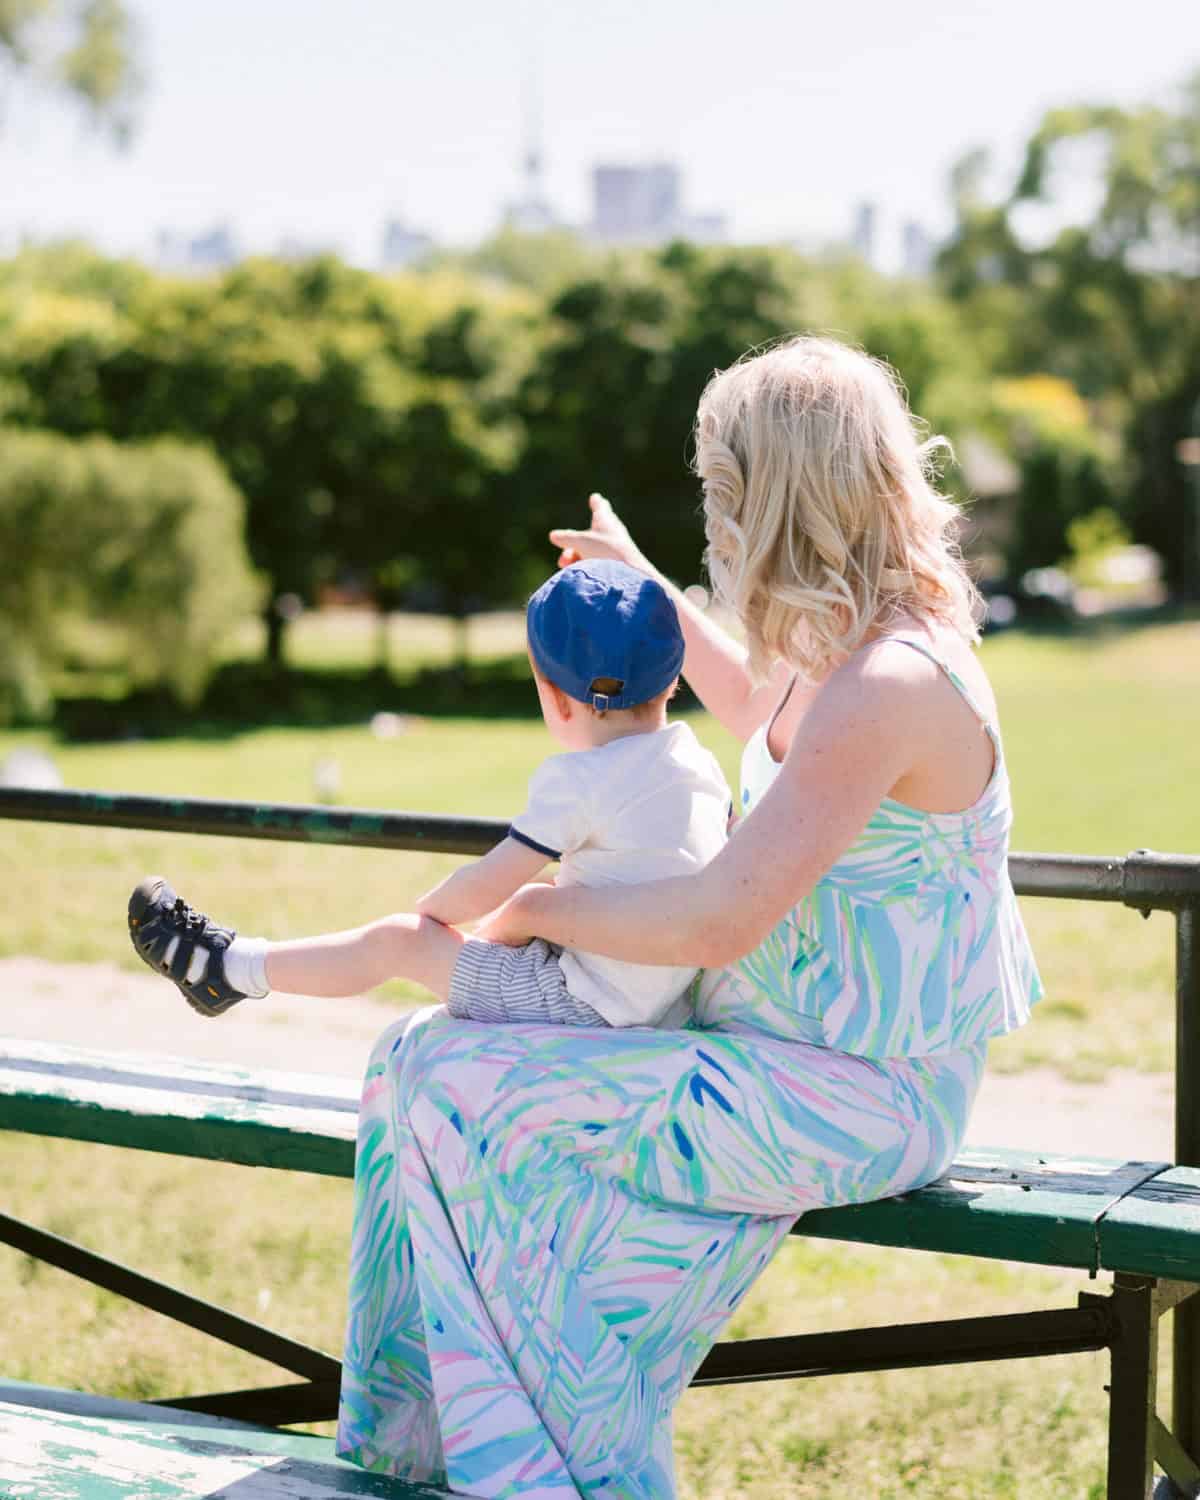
left=128, top=876, right=246, bottom=1017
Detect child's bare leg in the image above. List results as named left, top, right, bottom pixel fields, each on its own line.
left=128, top=877, right=466, bottom=1018
left=263, top=914, right=465, bottom=1000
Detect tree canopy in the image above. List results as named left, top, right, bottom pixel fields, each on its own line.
left=1, top=0, right=141, bottom=139
left=937, top=69, right=1200, bottom=587
left=0, top=427, right=259, bottom=722
left=3, top=66, right=1198, bottom=718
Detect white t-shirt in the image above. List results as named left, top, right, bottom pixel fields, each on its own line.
left=509, top=720, right=730, bottom=1028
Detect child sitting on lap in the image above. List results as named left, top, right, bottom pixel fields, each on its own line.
left=127, top=560, right=729, bottom=1029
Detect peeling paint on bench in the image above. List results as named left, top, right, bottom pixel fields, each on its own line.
left=0, top=1040, right=360, bottom=1177
left=798, top=1150, right=1176, bottom=1273
left=0, top=1397, right=457, bottom=1498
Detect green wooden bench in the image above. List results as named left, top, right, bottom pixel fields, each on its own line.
left=3, top=1037, right=1200, bottom=1499
left=0, top=1380, right=451, bottom=1499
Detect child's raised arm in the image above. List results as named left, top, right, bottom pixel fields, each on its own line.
left=550, top=493, right=790, bottom=743
left=416, top=837, right=553, bottom=928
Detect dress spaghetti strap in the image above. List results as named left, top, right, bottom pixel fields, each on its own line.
left=868, top=634, right=1000, bottom=749
left=766, top=672, right=798, bottom=737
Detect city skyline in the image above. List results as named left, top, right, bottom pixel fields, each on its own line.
left=6, top=0, right=1198, bottom=271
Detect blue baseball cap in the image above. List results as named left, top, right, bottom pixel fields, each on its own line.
left=526, top=560, right=685, bottom=710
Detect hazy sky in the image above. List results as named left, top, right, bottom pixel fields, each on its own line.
left=8, top=0, right=1198, bottom=267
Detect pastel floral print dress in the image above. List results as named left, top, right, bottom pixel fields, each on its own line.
left=336, top=634, right=1041, bottom=1499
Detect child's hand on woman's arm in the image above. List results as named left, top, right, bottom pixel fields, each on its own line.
left=416, top=839, right=551, bottom=929
left=473, top=885, right=551, bottom=946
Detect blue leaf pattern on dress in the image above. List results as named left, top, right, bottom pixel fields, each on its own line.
left=336, top=636, right=1040, bottom=1497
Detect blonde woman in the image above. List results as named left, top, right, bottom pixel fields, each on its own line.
left=335, top=337, right=1042, bottom=1498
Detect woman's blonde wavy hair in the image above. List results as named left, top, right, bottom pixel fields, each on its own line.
left=694, top=335, right=981, bottom=683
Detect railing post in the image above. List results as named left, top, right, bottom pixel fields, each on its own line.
left=1173, top=902, right=1200, bottom=1458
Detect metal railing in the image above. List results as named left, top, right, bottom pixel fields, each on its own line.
left=2, top=785, right=1198, bottom=1452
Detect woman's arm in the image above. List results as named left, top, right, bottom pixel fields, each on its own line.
left=660, top=577, right=794, bottom=743
left=479, top=653, right=921, bottom=965
left=550, top=493, right=789, bottom=742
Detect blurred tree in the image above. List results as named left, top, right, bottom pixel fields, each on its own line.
left=434, top=227, right=601, bottom=296
left=642, top=245, right=796, bottom=582
left=1, top=254, right=538, bottom=664
left=0, top=239, right=995, bottom=678
left=510, top=270, right=681, bottom=582
left=990, top=375, right=1121, bottom=577
left=0, top=428, right=259, bottom=723
left=1064, top=506, right=1134, bottom=588
left=372, top=390, right=521, bottom=670
left=334, top=297, right=529, bottom=671
left=937, top=70, right=1200, bottom=591
left=116, top=258, right=422, bottom=663
left=515, top=243, right=989, bottom=589
left=0, top=0, right=141, bottom=139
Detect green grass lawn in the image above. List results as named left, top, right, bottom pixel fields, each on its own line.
left=1, top=612, right=1197, bottom=1496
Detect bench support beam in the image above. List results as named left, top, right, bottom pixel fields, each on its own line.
left=692, top=1302, right=1113, bottom=1385
left=155, top=1378, right=344, bottom=1428
left=1107, top=1275, right=1158, bottom=1499
left=1096, top=1274, right=1200, bottom=1500
left=1176, top=904, right=1200, bottom=1466
left=1154, top=1417, right=1200, bottom=1499
left=4, top=1212, right=1200, bottom=1495
left=0, top=1210, right=340, bottom=1386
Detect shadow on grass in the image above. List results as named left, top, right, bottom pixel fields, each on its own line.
left=50, top=656, right=546, bottom=742
left=45, top=602, right=1195, bottom=743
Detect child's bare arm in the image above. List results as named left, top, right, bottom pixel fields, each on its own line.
left=416, top=837, right=553, bottom=927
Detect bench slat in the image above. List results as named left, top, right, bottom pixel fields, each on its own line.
left=1099, top=1166, right=1200, bottom=1279
left=0, top=1393, right=455, bottom=1498
left=0, top=1041, right=357, bottom=1177
left=799, top=1154, right=1171, bottom=1274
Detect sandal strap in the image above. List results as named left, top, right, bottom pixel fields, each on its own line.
left=128, top=876, right=245, bottom=1017
left=168, top=937, right=198, bottom=985
left=181, top=943, right=242, bottom=1011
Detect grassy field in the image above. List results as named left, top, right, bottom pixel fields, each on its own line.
left=1, top=611, right=1197, bottom=1495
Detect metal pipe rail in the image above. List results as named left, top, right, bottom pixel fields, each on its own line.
left=2, top=786, right=1198, bottom=903
left=3, top=785, right=1199, bottom=1452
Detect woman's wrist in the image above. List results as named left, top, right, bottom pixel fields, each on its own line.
left=617, top=545, right=658, bottom=581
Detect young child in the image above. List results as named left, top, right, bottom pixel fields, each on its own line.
left=127, top=559, right=730, bottom=1029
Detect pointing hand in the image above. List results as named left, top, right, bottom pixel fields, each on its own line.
left=548, top=493, right=648, bottom=574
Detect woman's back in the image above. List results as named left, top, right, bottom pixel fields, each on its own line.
left=695, top=627, right=1043, bottom=1057
left=764, top=624, right=999, bottom=816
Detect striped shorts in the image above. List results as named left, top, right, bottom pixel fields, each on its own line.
left=446, top=936, right=611, bottom=1027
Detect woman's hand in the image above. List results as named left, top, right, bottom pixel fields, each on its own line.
left=549, top=493, right=652, bottom=575
left=550, top=490, right=783, bottom=748
left=473, top=886, right=543, bottom=947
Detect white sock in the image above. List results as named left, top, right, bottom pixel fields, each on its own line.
left=162, top=934, right=269, bottom=997
left=223, top=936, right=271, bottom=998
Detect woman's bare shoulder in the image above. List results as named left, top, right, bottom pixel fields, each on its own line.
left=828, top=624, right=999, bottom=812
left=843, top=623, right=996, bottom=713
